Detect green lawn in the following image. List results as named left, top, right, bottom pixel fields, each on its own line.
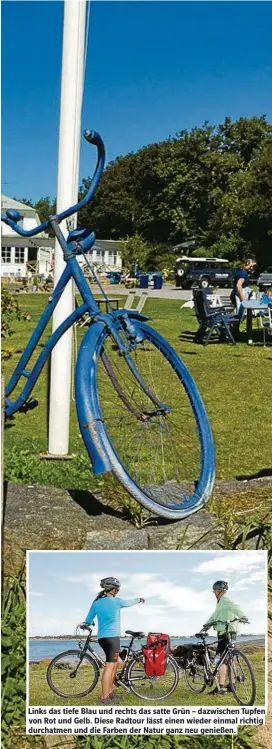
left=3, top=293, right=272, bottom=520
left=29, top=651, right=265, bottom=707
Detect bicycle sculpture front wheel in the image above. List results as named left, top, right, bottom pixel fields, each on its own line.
left=46, top=650, right=99, bottom=698
left=228, top=650, right=256, bottom=706
left=76, top=320, right=215, bottom=519
left=184, top=659, right=207, bottom=694
left=126, top=652, right=179, bottom=700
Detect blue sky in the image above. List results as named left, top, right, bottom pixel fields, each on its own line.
left=2, top=1, right=272, bottom=203
left=28, top=550, right=266, bottom=637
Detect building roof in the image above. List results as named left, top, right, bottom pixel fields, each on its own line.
left=93, top=239, right=120, bottom=253
left=1, top=194, right=40, bottom=222
left=1, top=235, right=54, bottom=249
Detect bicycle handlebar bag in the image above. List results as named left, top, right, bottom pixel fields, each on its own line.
left=142, top=632, right=170, bottom=676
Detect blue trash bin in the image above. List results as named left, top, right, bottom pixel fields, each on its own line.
left=139, top=274, right=149, bottom=289
left=153, top=273, right=163, bottom=290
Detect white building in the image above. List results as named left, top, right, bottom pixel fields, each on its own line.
left=86, top=239, right=122, bottom=270
left=1, top=195, right=53, bottom=278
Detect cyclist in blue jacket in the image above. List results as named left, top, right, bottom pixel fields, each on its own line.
left=85, top=577, right=145, bottom=704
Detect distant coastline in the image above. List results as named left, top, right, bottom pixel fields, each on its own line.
left=29, top=634, right=265, bottom=641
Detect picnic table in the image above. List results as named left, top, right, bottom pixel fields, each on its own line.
left=241, top=299, right=269, bottom=344
left=94, top=297, right=121, bottom=312
left=77, top=296, right=121, bottom=327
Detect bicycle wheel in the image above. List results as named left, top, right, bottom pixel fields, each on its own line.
left=228, top=650, right=256, bottom=706
left=46, top=650, right=99, bottom=698
left=184, top=660, right=207, bottom=694
left=126, top=652, right=179, bottom=700
left=77, top=319, right=215, bottom=519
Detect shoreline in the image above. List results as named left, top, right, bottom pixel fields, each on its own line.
left=29, top=635, right=265, bottom=642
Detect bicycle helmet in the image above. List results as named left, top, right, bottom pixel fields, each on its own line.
left=100, top=577, right=120, bottom=591
left=212, top=581, right=228, bottom=591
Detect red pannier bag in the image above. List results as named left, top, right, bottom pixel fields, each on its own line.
left=142, top=633, right=170, bottom=676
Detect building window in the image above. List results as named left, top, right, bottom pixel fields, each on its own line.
left=1, top=247, right=11, bottom=263
left=15, top=247, right=25, bottom=263
left=96, top=250, right=105, bottom=262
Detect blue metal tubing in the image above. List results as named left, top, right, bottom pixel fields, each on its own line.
left=6, top=263, right=73, bottom=396
left=1, top=130, right=105, bottom=236
left=75, top=321, right=112, bottom=476
left=5, top=302, right=90, bottom=417
left=5, top=256, right=103, bottom=405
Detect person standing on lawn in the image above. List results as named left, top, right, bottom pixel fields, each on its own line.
left=202, top=580, right=249, bottom=696
left=85, top=577, right=145, bottom=705
left=231, top=258, right=256, bottom=313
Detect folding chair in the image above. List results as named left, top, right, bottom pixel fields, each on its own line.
left=192, top=289, right=241, bottom=346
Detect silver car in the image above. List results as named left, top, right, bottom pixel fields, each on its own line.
left=257, top=266, right=272, bottom=289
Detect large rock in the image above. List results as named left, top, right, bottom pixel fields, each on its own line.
left=3, top=477, right=272, bottom=552
left=84, top=529, right=149, bottom=550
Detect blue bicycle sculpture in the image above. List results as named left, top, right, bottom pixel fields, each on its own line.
left=2, top=130, right=215, bottom=519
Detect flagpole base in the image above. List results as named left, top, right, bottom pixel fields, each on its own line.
left=40, top=452, right=74, bottom=460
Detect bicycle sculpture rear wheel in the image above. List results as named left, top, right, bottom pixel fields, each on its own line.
left=228, top=650, right=256, bottom=706
left=77, top=321, right=215, bottom=519
left=126, top=652, right=179, bottom=700
left=46, top=650, right=99, bottom=698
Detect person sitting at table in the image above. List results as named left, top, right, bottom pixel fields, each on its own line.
left=230, top=259, right=256, bottom=314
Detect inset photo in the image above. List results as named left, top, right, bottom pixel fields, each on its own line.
left=27, top=550, right=267, bottom=708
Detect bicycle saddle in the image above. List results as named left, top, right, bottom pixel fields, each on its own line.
left=125, top=630, right=145, bottom=637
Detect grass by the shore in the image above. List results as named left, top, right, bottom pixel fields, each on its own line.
left=29, top=649, right=265, bottom=707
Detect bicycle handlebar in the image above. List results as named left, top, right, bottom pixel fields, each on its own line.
left=197, top=617, right=249, bottom=637
left=79, top=622, right=94, bottom=632
left=212, top=618, right=249, bottom=625
left=1, top=130, right=105, bottom=236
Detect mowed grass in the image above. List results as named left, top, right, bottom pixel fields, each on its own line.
left=3, top=292, right=272, bottom=503
left=29, top=651, right=265, bottom=707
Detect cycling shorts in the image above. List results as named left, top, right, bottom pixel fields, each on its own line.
left=216, top=635, right=229, bottom=655
left=98, top=637, right=120, bottom=663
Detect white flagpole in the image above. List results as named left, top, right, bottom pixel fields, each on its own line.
left=48, top=0, right=87, bottom=456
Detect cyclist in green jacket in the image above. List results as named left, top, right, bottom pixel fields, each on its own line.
left=202, top=580, right=249, bottom=696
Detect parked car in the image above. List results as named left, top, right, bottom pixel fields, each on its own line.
left=257, top=266, right=272, bottom=290
left=175, top=256, right=233, bottom=289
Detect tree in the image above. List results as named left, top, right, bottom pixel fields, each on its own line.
left=35, top=115, right=272, bottom=268
left=117, top=233, right=150, bottom=272
left=34, top=196, right=56, bottom=225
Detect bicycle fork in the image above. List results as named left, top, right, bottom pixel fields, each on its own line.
left=75, top=313, right=171, bottom=476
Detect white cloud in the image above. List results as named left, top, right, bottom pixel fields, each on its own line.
left=29, top=591, right=44, bottom=597
left=29, top=554, right=266, bottom=637
left=29, top=608, right=84, bottom=637
left=66, top=572, right=210, bottom=614
left=194, top=552, right=266, bottom=575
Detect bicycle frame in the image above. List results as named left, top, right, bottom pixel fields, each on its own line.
left=200, top=639, right=233, bottom=682
left=4, top=246, right=151, bottom=474
left=77, top=631, right=143, bottom=683
left=195, top=617, right=241, bottom=684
